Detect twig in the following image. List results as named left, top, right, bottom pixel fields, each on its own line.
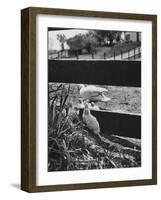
left=49, top=84, right=63, bottom=94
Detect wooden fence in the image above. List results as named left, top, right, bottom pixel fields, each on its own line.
left=112, top=46, right=141, bottom=60
left=49, top=46, right=141, bottom=61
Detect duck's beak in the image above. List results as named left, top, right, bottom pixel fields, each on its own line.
left=101, top=95, right=111, bottom=102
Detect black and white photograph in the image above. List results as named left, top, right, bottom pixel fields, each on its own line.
left=48, top=28, right=141, bottom=172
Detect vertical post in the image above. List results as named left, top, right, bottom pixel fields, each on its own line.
left=138, top=47, right=139, bottom=55
left=76, top=51, right=79, bottom=60
left=91, top=52, right=94, bottom=59
left=113, top=51, right=115, bottom=60
left=134, top=48, right=136, bottom=59
left=138, top=47, right=140, bottom=57
left=104, top=52, right=106, bottom=60
left=128, top=50, right=130, bottom=60
left=121, top=51, right=123, bottom=60
left=77, top=51, right=79, bottom=60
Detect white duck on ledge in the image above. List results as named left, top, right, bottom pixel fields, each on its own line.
left=79, top=84, right=111, bottom=102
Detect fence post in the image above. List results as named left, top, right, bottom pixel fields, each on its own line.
left=128, top=50, right=130, bottom=60
left=134, top=48, right=136, bottom=59
left=104, top=52, right=106, bottom=60
left=138, top=47, right=140, bottom=57
left=121, top=51, right=123, bottom=60
left=113, top=51, right=115, bottom=60
left=76, top=51, right=79, bottom=60
left=91, top=52, right=94, bottom=59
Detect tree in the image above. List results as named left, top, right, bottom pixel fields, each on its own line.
left=106, top=31, right=119, bottom=46
left=66, top=34, right=85, bottom=51
left=91, top=30, right=108, bottom=46
left=83, top=32, right=98, bottom=53
left=57, top=34, right=67, bottom=51
left=115, top=32, right=121, bottom=42
left=67, top=32, right=98, bottom=54
left=91, top=30, right=121, bottom=46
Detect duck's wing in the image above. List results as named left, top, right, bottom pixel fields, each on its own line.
left=85, top=85, right=108, bottom=93
left=101, top=95, right=111, bottom=102
left=80, top=86, right=107, bottom=96
left=80, top=90, right=101, bottom=99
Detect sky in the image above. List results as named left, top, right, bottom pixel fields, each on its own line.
left=48, top=29, right=88, bottom=51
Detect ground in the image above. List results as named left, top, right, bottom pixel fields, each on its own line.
left=49, top=41, right=141, bottom=60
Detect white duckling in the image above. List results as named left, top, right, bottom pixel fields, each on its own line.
left=90, top=102, right=100, bottom=111
left=79, top=84, right=110, bottom=102
left=77, top=99, right=100, bottom=111
left=83, top=103, right=100, bottom=136
left=77, top=99, right=85, bottom=109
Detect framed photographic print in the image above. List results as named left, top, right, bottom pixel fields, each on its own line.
left=21, top=7, right=157, bottom=192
